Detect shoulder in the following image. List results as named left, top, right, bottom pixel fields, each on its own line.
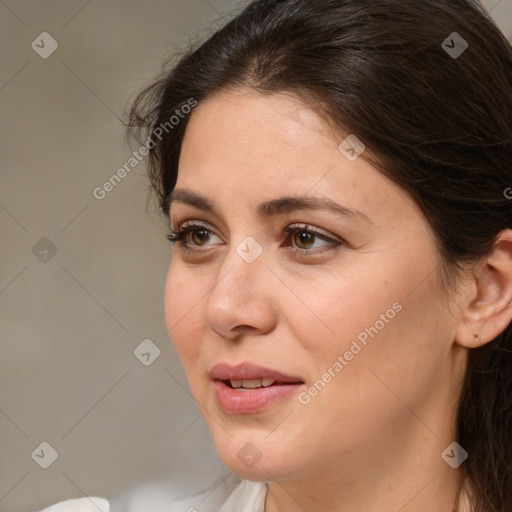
left=35, top=497, right=110, bottom=512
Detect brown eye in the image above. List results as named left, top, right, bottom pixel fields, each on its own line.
left=168, top=221, right=344, bottom=257
left=293, top=230, right=316, bottom=249
left=167, top=222, right=222, bottom=253
left=284, top=224, right=343, bottom=254
left=191, top=229, right=212, bottom=246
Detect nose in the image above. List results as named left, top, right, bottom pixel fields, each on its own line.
left=203, top=241, right=277, bottom=341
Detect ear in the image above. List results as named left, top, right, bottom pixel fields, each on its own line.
left=454, top=229, right=512, bottom=348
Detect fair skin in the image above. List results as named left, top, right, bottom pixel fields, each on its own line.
left=164, top=88, right=512, bottom=512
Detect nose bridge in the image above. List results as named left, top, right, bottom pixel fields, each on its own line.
left=204, top=234, right=273, bottom=336
left=210, top=234, right=266, bottom=303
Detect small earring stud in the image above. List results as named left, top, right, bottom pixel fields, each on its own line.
left=474, top=333, right=482, bottom=344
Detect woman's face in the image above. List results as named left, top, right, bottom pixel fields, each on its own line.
left=165, top=88, right=464, bottom=483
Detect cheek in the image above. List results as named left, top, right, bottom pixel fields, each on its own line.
left=289, top=246, right=445, bottom=377
left=284, top=264, right=406, bottom=362
left=164, top=262, right=205, bottom=365
left=296, top=261, right=450, bottom=417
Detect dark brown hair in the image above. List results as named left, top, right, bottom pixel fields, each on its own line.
left=128, top=1, right=512, bottom=510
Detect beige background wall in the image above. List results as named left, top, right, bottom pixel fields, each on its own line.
left=1, top=1, right=511, bottom=511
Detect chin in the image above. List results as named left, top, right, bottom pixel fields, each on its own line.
left=212, top=435, right=298, bottom=483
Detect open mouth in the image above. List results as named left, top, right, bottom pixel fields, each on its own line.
left=210, top=362, right=305, bottom=413
left=222, top=378, right=300, bottom=389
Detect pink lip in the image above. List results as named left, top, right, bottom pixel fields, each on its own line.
left=210, top=362, right=305, bottom=415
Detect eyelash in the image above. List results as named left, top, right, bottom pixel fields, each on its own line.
left=166, top=221, right=344, bottom=256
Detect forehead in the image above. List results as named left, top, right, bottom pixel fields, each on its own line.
left=180, top=91, right=344, bottom=200
left=179, top=89, right=348, bottom=185
left=183, top=88, right=337, bottom=153
left=176, top=88, right=417, bottom=228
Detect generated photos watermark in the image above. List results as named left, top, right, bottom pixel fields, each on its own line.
left=298, top=301, right=403, bottom=405
left=93, top=98, right=198, bottom=200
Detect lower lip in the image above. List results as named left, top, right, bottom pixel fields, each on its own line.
left=213, top=380, right=304, bottom=414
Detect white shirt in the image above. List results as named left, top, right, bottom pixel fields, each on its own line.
left=37, top=478, right=268, bottom=512
left=37, top=475, right=476, bottom=511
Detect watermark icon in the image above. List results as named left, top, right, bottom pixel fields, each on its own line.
left=237, top=442, right=262, bottom=468
left=134, top=338, right=161, bottom=366
left=93, top=98, right=198, bottom=200
left=31, top=441, right=59, bottom=469
left=31, top=32, right=58, bottom=59
left=236, top=236, right=264, bottom=263
left=504, top=187, right=512, bottom=200
left=339, top=134, right=365, bottom=162
left=298, top=301, right=403, bottom=405
left=442, top=442, right=468, bottom=469
left=32, top=237, right=58, bottom=263
left=441, top=32, right=468, bottom=59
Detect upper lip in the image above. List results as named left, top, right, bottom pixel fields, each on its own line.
left=210, top=362, right=304, bottom=383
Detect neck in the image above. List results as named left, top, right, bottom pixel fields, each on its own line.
left=263, top=423, right=468, bottom=512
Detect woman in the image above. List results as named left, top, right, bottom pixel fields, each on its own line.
left=38, top=0, right=512, bottom=511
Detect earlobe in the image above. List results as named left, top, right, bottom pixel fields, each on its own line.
left=454, top=229, right=512, bottom=348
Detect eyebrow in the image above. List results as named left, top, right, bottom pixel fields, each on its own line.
left=168, top=189, right=371, bottom=224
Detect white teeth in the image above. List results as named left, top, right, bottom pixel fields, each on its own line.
left=229, top=378, right=276, bottom=389
left=240, top=379, right=261, bottom=389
